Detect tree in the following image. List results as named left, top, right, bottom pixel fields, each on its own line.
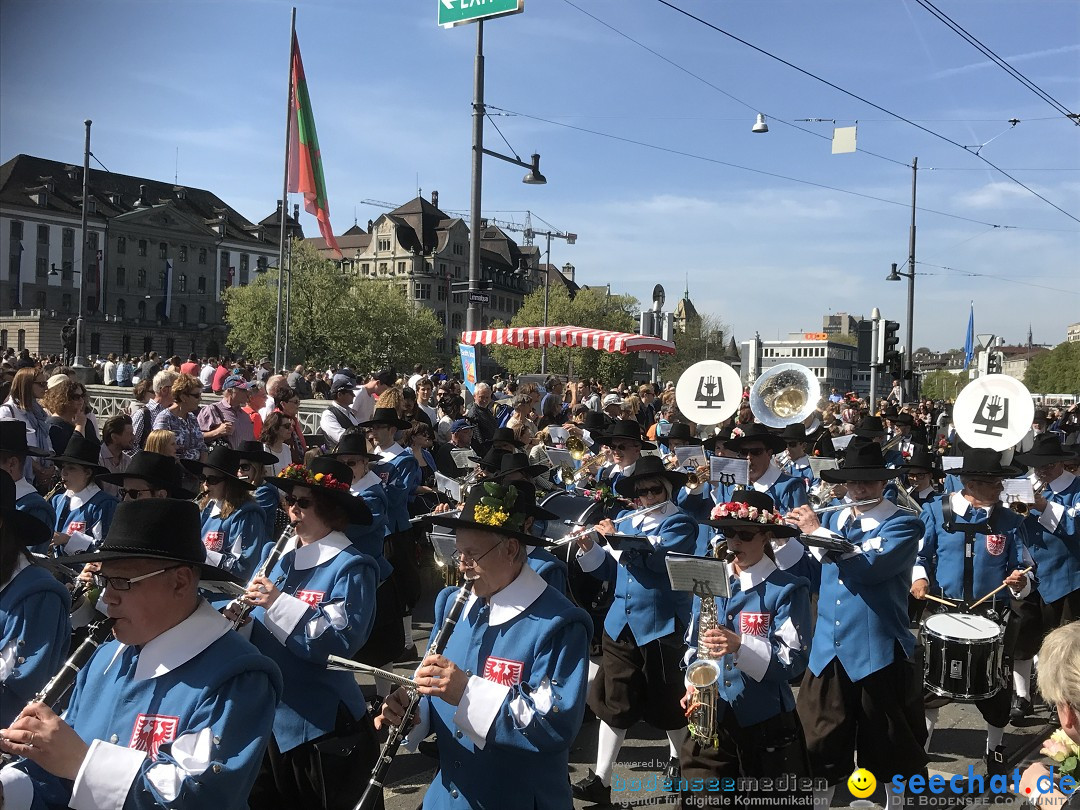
left=919, top=369, right=970, bottom=402
left=223, top=239, right=442, bottom=371
left=658, top=312, right=732, bottom=382
left=486, top=285, right=640, bottom=383
left=1025, top=342, right=1080, bottom=393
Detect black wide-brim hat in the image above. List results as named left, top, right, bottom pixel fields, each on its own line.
left=725, top=423, right=786, bottom=455
left=266, top=457, right=372, bottom=525
left=0, top=420, right=51, bottom=458
left=898, top=445, right=941, bottom=474
left=428, top=480, right=553, bottom=546
left=854, top=416, right=887, bottom=439
left=1, top=470, right=52, bottom=547
left=486, top=427, right=525, bottom=450
left=820, top=438, right=897, bottom=482
left=235, top=440, right=279, bottom=467
left=1014, top=434, right=1078, bottom=468
left=702, top=489, right=800, bottom=538
left=595, top=420, right=655, bottom=450
left=891, top=412, right=915, bottom=427
left=325, top=430, right=381, bottom=462
left=952, top=448, right=1025, bottom=478
left=98, top=451, right=196, bottom=499
left=181, top=446, right=256, bottom=490
left=59, top=498, right=244, bottom=585
left=471, top=447, right=509, bottom=472
left=490, top=452, right=551, bottom=482
left=50, top=433, right=108, bottom=476
left=507, top=480, right=558, bottom=521
left=664, top=422, right=700, bottom=445
left=357, top=407, right=411, bottom=431
left=613, top=454, right=687, bottom=499
left=778, top=423, right=810, bottom=443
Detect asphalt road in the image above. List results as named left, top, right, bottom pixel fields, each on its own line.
left=364, top=554, right=1054, bottom=810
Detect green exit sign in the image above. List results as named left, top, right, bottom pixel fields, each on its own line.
left=439, top=0, right=523, bottom=28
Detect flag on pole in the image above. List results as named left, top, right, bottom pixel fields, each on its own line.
left=963, top=302, right=974, bottom=370
left=287, top=32, right=341, bottom=257
left=164, top=259, right=173, bottom=319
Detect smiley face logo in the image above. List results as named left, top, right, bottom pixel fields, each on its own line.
left=847, top=768, right=876, bottom=799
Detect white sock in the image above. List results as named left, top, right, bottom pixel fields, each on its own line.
left=1013, top=659, right=1033, bottom=700
left=595, top=722, right=627, bottom=787
left=402, top=615, right=413, bottom=646
left=587, top=659, right=600, bottom=690
left=924, top=708, right=939, bottom=752
left=813, top=784, right=835, bottom=807
left=666, top=727, right=688, bottom=759
left=986, top=724, right=1004, bottom=752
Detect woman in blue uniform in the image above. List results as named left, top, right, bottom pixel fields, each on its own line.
left=182, top=446, right=269, bottom=580
left=236, top=440, right=284, bottom=539
left=238, top=458, right=380, bottom=810
left=47, top=433, right=118, bottom=557
left=679, top=491, right=812, bottom=806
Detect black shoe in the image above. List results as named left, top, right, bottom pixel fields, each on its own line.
left=418, top=739, right=439, bottom=759
left=663, top=757, right=681, bottom=791
left=394, top=644, right=418, bottom=663
left=1010, top=696, right=1033, bottom=724
left=572, top=770, right=611, bottom=805
left=986, top=745, right=1008, bottom=778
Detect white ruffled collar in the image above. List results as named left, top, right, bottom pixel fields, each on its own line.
left=65, top=483, right=102, bottom=510
left=103, top=600, right=232, bottom=682
left=291, top=530, right=350, bottom=570
left=753, top=464, right=780, bottom=491
left=466, top=564, right=547, bottom=627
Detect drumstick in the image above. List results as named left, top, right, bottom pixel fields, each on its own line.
left=969, top=566, right=1034, bottom=608
left=923, top=593, right=958, bottom=607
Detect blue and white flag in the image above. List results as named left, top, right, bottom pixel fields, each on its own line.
left=962, top=302, right=974, bottom=370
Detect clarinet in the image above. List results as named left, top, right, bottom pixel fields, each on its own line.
left=354, top=579, right=475, bottom=810
left=0, top=617, right=116, bottom=766
left=225, top=523, right=296, bottom=630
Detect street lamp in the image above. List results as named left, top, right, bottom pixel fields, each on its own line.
left=530, top=228, right=576, bottom=373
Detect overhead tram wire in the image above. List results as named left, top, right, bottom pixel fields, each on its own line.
left=915, top=261, right=1080, bottom=297
left=558, top=0, right=911, bottom=169
left=911, top=0, right=1079, bottom=124
left=654, top=0, right=1080, bottom=226
left=487, top=104, right=1073, bottom=233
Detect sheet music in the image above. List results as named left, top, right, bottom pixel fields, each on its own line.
left=664, top=553, right=732, bottom=598
left=709, top=456, right=749, bottom=485
left=451, top=449, right=478, bottom=473
left=832, top=434, right=855, bottom=451
left=674, top=446, right=706, bottom=469
left=1000, top=478, right=1034, bottom=505
left=434, top=472, right=461, bottom=504
left=941, top=456, right=963, bottom=471
left=544, top=448, right=574, bottom=470
left=547, top=426, right=569, bottom=445
left=808, top=457, right=839, bottom=477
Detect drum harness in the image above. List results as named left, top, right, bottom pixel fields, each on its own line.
left=940, top=498, right=1005, bottom=614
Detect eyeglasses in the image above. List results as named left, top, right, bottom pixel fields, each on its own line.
left=203, top=475, right=226, bottom=485
left=610, top=443, right=638, bottom=452
left=284, top=495, right=313, bottom=509
left=451, top=539, right=505, bottom=569
left=739, top=447, right=770, bottom=457
left=238, top=463, right=257, bottom=472
left=184, top=392, right=202, bottom=401
left=92, top=565, right=185, bottom=591
left=118, top=487, right=154, bottom=500
left=341, top=459, right=366, bottom=467
left=635, top=485, right=666, bottom=497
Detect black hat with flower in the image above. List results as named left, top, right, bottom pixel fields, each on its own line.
left=428, top=480, right=553, bottom=546
left=267, top=458, right=372, bottom=525
left=702, top=490, right=800, bottom=537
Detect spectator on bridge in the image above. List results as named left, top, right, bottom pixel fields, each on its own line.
left=211, top=355, right=233, bottom=393
left=242, top=379, right=267, bottom=438
left=132, top=370, right=176, bottom=449
left=0, top=367, right=53, bottom=486
left=415, top=377, right=438, bottom=423
left=254, top=356, right=272, bottom=383
left=199, top=355, right=217, bottom=391
left=261, top=411, right=295, bottom=476
left=198, top=375, right=254, bottom=450
left=102, top=353, right=117, bottom=386
left=400, top=386, right=431, bottom=428
left=97, top=413, right=133, bottom=497
left=286, top=364, right=312, bottom=399
left=351, top=368, right=396, bottom=423
left=179, top=352, right=200, bottom=376
left=466, top=382, right=497, bottom=444
left=144, top=428, right=177, bottom=458
left=114, top=354, right=134, bottom=386
left=153, top=373, right=207, bottom=462
left=136, top=351, right=161, bottom=384
left=259, top=374, right=287, bottom=421
left=42, top=376, right=96, bottom=455
left=272, top=386, right=306, bottom=464
left=320, top=377, right=362, bottom=447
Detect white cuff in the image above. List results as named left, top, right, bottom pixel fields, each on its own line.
left=145, top=728, right=213, bottom=802
left=912, top=566, right=929, bottom=585
left=453, top=675, right=511, bottom=750
left=576, top=541, right=607, bottom=573
left=1039, top=501, right=1065, bottom=532
left=71, top=739, right=146, bottom=810
left=306, top=601, right=348, bottom=639
left=264, top=591, right=310, bottom=644
left=772, top=538, right=804, bottom=571
left=1010, top=577, right=1033, bottom=600
left=734, top=633, right=771, bottom=683
left=0, top=767, right=35, bottom=810
left=65, top=530, right=94, bottom=554
left=204, top=549, right=224, bottom=567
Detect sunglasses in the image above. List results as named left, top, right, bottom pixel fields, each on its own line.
left=740, top=447, right=771, bottom=457
left=610, top=443, right=638, bottom=451
left=203, top=475, right=226, bottom=485
left=284, top=495, right=313, bottom=509
left=785, top=441, right=803, bottom=447
left=730, top=530, right=763, bottom=542
left=118, top=487, right=153, bottom=500
left=634, top=485, right=666, bottom=497
left=342, top=459, right=366, bottom=467
left=238, top=463, right=258, bottom=472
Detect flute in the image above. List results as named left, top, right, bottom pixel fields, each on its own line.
left=225, top=522, right=296, bottom=630
left=0, top=618, right=116, bottom=767
left=556, top=502, right=667, bottom=547
left=812, top=497, right=881, bottom=514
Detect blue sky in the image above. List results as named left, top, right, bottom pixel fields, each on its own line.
left=2, top=0, right=1077, bottom=352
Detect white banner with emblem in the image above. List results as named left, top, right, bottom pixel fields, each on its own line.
left=674, top=360, right=743, bottom=426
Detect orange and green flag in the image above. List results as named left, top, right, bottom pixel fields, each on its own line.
left=288, top=32, right=340, bottom=257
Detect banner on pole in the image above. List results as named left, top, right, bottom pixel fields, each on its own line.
left=459, top=343, right=478, bottom=394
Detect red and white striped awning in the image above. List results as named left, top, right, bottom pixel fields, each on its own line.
left=459, top=326, right=676, bottom=355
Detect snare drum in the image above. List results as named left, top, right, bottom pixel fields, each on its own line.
left=922, top=612, right=1005, bottom=702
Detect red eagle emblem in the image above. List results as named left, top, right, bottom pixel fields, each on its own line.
left=482, top=656, right=524, bottom=686
left=740, top=612, right=771, bottom=637
left=295, top=590, right=325, bottom=608
left=66, top=521, right=87, bottom=534
left=985, top=534, right=1006, bottom=556
left=129, top=713, right=179, bottom=760
left=203, top=531, right=224, bottom=553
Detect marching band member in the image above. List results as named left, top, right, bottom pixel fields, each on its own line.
left=0, top=421, right=53, bottom=555
left=786, top=440, right=928, bottom=806
left=571, top=455, right=698, bottom=805
left=910, top=447, right=1033, bottom=773
left=236, top=440, right=285, bottom=539
left=98, top=451, right=195, bottom=503
left=240, top=459, right=379, bottom=810
left=488, top=458, right=567, bottom=593
left=182, top=446, right=270, bottom=581
left=378, top=481, right=591, bottom=810
left=679, top=491, right=812, bottom=806
left=658, top=421, right=699, bottom=457
left=0, top=499, right=282, bottom=810
left=47, top=434, right=118, bottom=559
left=592, top=421, right=650, bottom=490
left=854, top=416, right=905, bottom=469
left=900, top=445, right=944, bottom=508
left=0, top=471, right=70, bottom=727
left=777, top=423, right=815, bottom=490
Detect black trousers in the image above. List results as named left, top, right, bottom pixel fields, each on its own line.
left=589, top=628, right=688, bottom=731
left=353, top=577, right=406, bottom=667
left=386, top=528, right=421, bottom=614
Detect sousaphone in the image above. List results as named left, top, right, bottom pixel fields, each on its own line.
left=749, top=363, right=820, bottom=428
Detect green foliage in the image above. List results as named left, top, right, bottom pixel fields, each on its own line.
left=223, top=239, right=441, bottom=371
left=485, top=285, right=640, bottom=382
left=1025, top=342, right=1080, bottom=393
left=919, top=369, right=970, bottom=402
left=658, top=313, right=732, bottom=382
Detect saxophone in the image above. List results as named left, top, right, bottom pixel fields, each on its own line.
left=685, top=541, right=730, bottom=749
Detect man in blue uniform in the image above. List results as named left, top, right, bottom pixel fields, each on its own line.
left=378, top=481, right=591, bottom=810
left=777, top=422, right=815, bottom=491
left=0, top=498, right=282, bottom=810
left=0, top=421, right=53, bottom=555
left=786, top=440, right=928, bottom=806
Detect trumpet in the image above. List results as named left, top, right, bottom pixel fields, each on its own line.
left=664, top=452, right=701, bottom=487
left=569, top=453, right=606, bottom=483
left=566, top=435, right=589, bottom=461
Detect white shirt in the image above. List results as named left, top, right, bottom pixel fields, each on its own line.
left=320, top=403, right=360, bottom=444
left=351, top=386, right=377, bottom=423
left=199, top=364, right=215, bottom=387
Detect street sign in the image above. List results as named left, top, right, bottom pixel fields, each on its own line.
left=468, top=292, right=490, bottom=304
left=439, top=0, right=523, bottom=28
left=976, top=333, right=996, bottom=350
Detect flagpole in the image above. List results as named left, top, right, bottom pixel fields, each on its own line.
left=274, top=7, right=296, bottom=374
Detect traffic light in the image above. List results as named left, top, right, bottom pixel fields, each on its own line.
left=988, top=351, right=1003, bottom=374
left=881, top=320, right=901, bottom=376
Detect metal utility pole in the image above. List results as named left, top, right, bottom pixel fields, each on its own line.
left=75, top=119, right=91, bottom=367
left=536, top=228, right=577, bottom=374
left=905, top=158, right=917, bottom=402
left=466, top=20, right=485, bottom=337
left=869, top=307, right=881, bottom=406
left=274, top=7, right=297, bottom=373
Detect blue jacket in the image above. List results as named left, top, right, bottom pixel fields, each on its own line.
left=344, top=478, right=392, bottom=582
left=684, top=558, right=811, bottom=727
left=249, top=531, right=379, bottom=752
left=781, top=459, right=815, bottom=492
left=579, top=502, right=698, bottom=645
left=253, top=483, right=281, bottom=540
left=199, top=499, right=269, bottom=581
left=374, top=444, right=421, bottom=534
left=809, top=501, right=924, bottom=681
left=408, top=569, right=591, bottom=810
left=49, top=485, right=118, bottom=556
left=0, top=560, right=71, bottom=726
left=15, top=481, right=54, bottom=556
left=527, top=546, right=569, bottom=594
left=1025, top=471, right=1080, bottom=604
left=11, top=600, right=281, bottom=810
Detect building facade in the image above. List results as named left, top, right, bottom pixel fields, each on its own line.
left=740, top=332, right=859, bottom=396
